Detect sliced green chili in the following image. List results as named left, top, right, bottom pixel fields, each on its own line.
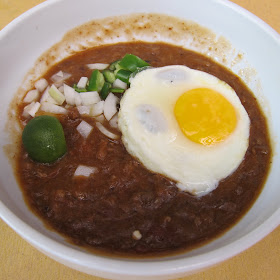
left=87, top=70, right=105, bottom=92
left=103, top=69, right=116, bottom=83
left=110, top=88, right=125, bottom=94
left=119, top=54, right=150, bottom=72
left=113, top=63, right=124, bottom=76
left=109, top=60, right=121, bottom=71
left=115, top=69, right=132, bottom=84
left=100, top=82, right=111, bottom=100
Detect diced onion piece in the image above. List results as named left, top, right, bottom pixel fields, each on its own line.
left=109, top=113, right=119, bottom=129
left=96, top=122, right=119, bottom=140
left=40, top=86, right=50, bottom=103
left=49, top=84, right=65, bottom=105
left=64, top=84, right=82, bottom=106
left=51, top=71, right=72, bottom=86
left=56, top=71, right=64, bottom=77
left=77, top=77, right=88, bottom=88
left=113, top=78, right=127, bottom=90
left=94, top=114, right=105, bottom=123
left=80, top=91, right=101, bottom=105
left=77, top=105, right=91, bottom=115
left=34, top=78, right=48, bottom=92
left=62, top=72, right=72, bottom=79
left=74, top=165, right=97, bottom=177
left=40, top=86, right=57, bottom=104
left=87, top=63, right=109, bottom=70
left=58, top=85, right=64, bottom=93
left=77, top=120, right=93, bottom=139
left=103, top=92, right=119, bottom=121
left=40, top=102, right=67, bottom=114
left=64, top=84, right=76, bottom=105
left=23, top=102, right=41, bottom=117
left=23, top=89, right=39, bottom=103
left=91, top=101, right=104, bottom=117
left=75, top=93, right=82, bottom=106
left=132, top=230, right=142, bottom=240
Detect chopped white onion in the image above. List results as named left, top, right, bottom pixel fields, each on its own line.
left=80, top=91, right=101, bottom=105
left=132, top=230, right=142, bottom=240
left=23, top=89, right=39, bottom=103
left=74, top=165, right=97, bottom=177
left=91, top=100, right=104, bottom=116
left=77, top=105, right=91, bottom=115
left=75, top=93, right=82, bottom=106
left=113, top=78, right=127, bottom=90
left=51, top=71, right=72, bottom=86
left=56, top=71, right=64, bottom=77
left=40, top=86, right=50, bottom=103
left=103, top=92, right=119, bottom=121
left=23, top=102, right=41, bottom=117
left=64, top=84, right=76, bottom=105
left=40, top=102, right=67, bottom=114
left=77, top=77, right=88, bottom=88
left=86, top=63, right=109, bottom=70
left=94, top=114, right=105, bottom=123
left=63, top=84, right=83, bottom=106
left=58, top=85, right=64, bottom=93
left=34, top=78, right=48, bottom=92
left=77, top=120, right=93, bottom=139
left=96, top=122, right=119, bottom=140
left=109, top=113, right=119, bottom=129
left=48, top=84, right=65, bottom=105
left=40, top=86, right=57, bottom=104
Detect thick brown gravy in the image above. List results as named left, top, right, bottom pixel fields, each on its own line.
left=16, top=42, right=271, bottom=257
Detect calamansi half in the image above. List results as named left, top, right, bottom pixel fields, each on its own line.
left=22, top=115, right=67, bottom=163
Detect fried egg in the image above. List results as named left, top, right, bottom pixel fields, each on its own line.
left=118, top=65, right=250, bottom=195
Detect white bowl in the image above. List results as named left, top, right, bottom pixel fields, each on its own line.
left=0, top=0, right=280, bottom=279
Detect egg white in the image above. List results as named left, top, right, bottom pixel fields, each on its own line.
left=118, top=65, right=250, bottom=195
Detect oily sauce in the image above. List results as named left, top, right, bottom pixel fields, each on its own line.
left=16, top=42, right=271, bottom=257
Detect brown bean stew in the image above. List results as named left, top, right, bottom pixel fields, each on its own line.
left=17, top=42, right=271, bottom=256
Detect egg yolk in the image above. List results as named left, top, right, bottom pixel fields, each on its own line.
left=174, top=88, right=237, bottom=146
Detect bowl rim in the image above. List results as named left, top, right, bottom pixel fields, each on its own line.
left=1, top=0, right=280, bottom=278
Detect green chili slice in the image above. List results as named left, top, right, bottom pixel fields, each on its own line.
left=100, top=82, right=111, bottom=100
left=109, top=59, right=121, bottom=71
left=115, top=69, right=132, bottom=84
left=110, top=88, right=125, bottom=94
left=119, top=54, right=150, bottom=72
left=103, top=69, right=116, bottom=83
left=87, top=70, right=105, bottom=92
